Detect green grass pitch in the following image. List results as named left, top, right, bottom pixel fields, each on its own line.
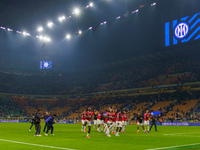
left=0, top=123, right=200, bottom=150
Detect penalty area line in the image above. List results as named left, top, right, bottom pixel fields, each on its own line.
left=0, top=139, right=76, bottom=150
left=146, top=143, right=200, bottom=150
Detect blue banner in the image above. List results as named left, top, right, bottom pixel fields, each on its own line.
left=165, top=12, right=200, bottom=47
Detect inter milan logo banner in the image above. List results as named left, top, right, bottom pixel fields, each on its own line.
left=165, top=12, right=200, bottom=47
left=40, top=61, right=52, bottom=69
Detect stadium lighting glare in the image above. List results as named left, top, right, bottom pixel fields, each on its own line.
left=7, top=28, right=13, bottom=32
left=37, top=26, right=43, bottom=32
left=103, top=21, right=107, bottom=24
left=132, top=9, right=139, bottom=13
left=89, top=27, right=92, bottom=30
left=74, top=8, right=80, bottom=15
left=38, top=36, right=44, bottom=40
left=78, top=30, right=82, bottom=34
left=116, top=16, right=121, bottom=19
left=45, top=37, right=51, bottom=42
left=47, top=22, right=53, bottom=28
left=151, top=2, right=156, bottom=6
left=66, top=34, right=71, bottom=39
left=58, top=16, right=65, bottom=22
left=22, top=31, right=30, bottom=36
left=89, top=2, right=94, bottom=7
left=0, top=26, right=5, bottom=30
left=22, top=31, right=27, bottom=36
left=100, top=23, right=104, bottom=25
left=38, top=35, right=51, bottom=42
left=16, top=31, right=21, bottom=34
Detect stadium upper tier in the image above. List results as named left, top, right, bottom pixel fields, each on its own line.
left=0, top=56, right=200, bottom=95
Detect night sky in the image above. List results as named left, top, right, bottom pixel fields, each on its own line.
left=0, top=0, right=199, bottom=73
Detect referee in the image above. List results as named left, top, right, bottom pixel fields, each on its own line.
left=150, top=114, right=157, bottom=132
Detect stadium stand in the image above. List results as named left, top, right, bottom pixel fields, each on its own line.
left=1, top=56, right=200, bottom=122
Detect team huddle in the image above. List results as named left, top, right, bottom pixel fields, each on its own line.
left=81, top=108, right=156, bottom=138
left=81, top=107, right=128, bottom=138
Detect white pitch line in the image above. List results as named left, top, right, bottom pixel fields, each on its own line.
left=163, top=132, right=200, bottom=136
left=164, top=135, right=200, bottom=138
left=0, top=139, right=76, bottom=150
left=146, top=143, right=200, bottom=150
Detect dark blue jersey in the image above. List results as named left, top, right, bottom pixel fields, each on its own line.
left=45, top=116, right=55, bottom=126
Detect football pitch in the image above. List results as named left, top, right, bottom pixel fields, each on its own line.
left=0, top=123, right=200, bottom=150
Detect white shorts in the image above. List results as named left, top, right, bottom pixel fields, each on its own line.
left=137, top=122, right=143, bottom=126
left=122, top=121, right=127, bottom=126
left=97, top=119, right=102, bottom=125
left=94, top=120, right=97, bottom=125
left=85, top=120, right=91, bottom=126
left=81, top=120, right=85, bottom=125
left=107, top=121, right=112, bottom=126
left=116, top=121, right=122, bottom=128
left=144, top=120, right=149, bottom=125
left=101, top=120, right=104, bottom=124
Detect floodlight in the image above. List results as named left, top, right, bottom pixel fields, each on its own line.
left=0, top=26, right=5, bottom=30
left=151, top=2, right=156, bottom=6
left=22, top=31, right=27, bottom=36
left=89, top=2, right=94, bottom=7
left=116, top=16, right=121, bottom=19
left=66, top=34, right=71, bottom=39
left=7, top=28, right=13, bottom=32
left=58, top=16, right=65, bottom=22
left=37, top=26, right=43, bottom=32
left=47, top=22, right=53, bottom=28
left=74, top=8, right=80, bottom=15
left=16, top=31, right=21, bottom=34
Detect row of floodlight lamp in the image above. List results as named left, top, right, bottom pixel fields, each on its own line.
left=0, top=26, right=50, bottom=42
left=36, top=35, right=51, bottom=42
left=0, top=25, right=88, bottom=42
left=37, top=3, right=94, bottom=32
left=100, top=21, right=107, bottom=26
left=131, top=2, right=156, bottom=14
left=0, top=26, right=30, bottom=36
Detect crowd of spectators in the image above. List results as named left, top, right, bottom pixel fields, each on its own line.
left=0, top=96, right=27, bottom=117
left=0, top=56, right=200, bottom=95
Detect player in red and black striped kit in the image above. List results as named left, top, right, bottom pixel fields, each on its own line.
left=122, top=110, right=128, bottom=133
left=97, top=110, right=102, bottom=132
left=81, top=110, right=86, bottom=132
left=115, top=110, right=123, bottom=136
left=84, top=107, right=94, bottom=138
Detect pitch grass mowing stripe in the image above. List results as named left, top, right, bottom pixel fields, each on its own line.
left=146, top=143, right=200, bottom=150
left=0, top=139, right=76, bottom=150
